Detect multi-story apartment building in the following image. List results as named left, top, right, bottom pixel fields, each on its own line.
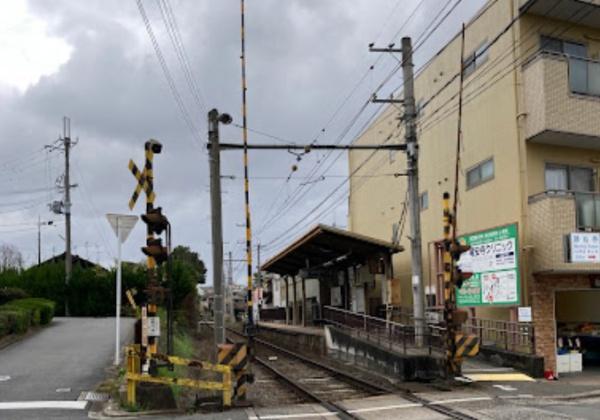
left=348, top=0, right=600, bottom=375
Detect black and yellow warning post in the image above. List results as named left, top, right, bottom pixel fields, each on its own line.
left=442, top=192, right=480, bottom=378
left=126, top=140, right=236, bottom=407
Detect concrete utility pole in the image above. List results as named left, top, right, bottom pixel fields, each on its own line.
left=63, top=117, right=73, bottom=317
left=227, top=251, right=234, bottom=319
left=208, top=109, right=232, bottom=347
left=402, top=37, right=425, bottom=342
left=369, top=38, right=424, bottom=342
left=256, top=243, right=261, bottom=321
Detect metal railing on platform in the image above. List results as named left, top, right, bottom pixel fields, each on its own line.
left=322, top=305, right=446, bottom=355
left=462, top=317, right=535, bottom=355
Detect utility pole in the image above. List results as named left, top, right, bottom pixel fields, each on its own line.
left=62, top=117, right=74, bottom=317
left=227, top=251, right=234, bottom=319
left=257, top=243, right=261, bottom=321
left=208, top=109, right=232, bottom=347
left=369, top=38, right=424, bottom=343
left=402, top=37, right=425, bottom=343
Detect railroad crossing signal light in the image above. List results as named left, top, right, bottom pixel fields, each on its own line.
left=141, top=207, right=169, bottom=235
left=142, top=238, right=168, bottom=265
left=450, top=240, right=473, bottom=289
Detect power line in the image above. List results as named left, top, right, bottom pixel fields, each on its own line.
left=256, top=0, right=467, bottom=247
left=155, top=0, right=208, bottom=117
left=135, top=0, right=204, bottom=152
left=251, top=0, right=435, bottom=238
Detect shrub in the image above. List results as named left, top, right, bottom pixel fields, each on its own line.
left=0, top=309, right=30, bottom=334
left=0, top=287, right=28, bottom=305
left=8, top=298, right=55, bottom=325
left=0, top=298, right=56, bottom=336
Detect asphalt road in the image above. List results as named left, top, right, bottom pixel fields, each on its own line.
left=0, top=317, right=134, bottom=420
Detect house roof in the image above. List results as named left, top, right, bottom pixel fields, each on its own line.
left=37, top=252, right=106, bottom=271
left=261, top=224, right=403, bottom=276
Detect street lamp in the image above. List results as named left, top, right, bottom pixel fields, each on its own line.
left=37, top=216, right=54, bottom=265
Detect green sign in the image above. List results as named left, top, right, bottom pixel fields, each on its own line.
left=456, top=223, right=520, bottom=307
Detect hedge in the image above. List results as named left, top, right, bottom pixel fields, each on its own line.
left=0, top=261, right=197, bottom=317
left=0, top=298, right=55, bottom=337
left=0, top=287, right=28, bottom=305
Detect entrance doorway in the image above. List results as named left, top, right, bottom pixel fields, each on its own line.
left=555, top=290, right=600, bottom=374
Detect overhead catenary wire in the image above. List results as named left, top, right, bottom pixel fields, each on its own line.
left=257, top=0, right=467, bottom=248
left=135, top=0, right=204, bottom=152
left=251, top=0, right=433, bottom=239
left=155, top=0, right=208, bottom=117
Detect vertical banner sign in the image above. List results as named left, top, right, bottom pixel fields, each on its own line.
left=456, top=224, right=520, bottom=307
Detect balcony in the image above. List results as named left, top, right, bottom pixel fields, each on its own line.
left=529, top=191, right=600, bottom=274
left=520, top=0, right=600, bottom=29
left=522, top=52, right=600, bottom=149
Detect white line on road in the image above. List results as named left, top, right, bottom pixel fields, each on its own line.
left=0, top=401, right=88, bottom=410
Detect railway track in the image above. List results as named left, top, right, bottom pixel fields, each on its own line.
left=227, top=328, right=478, bottom=420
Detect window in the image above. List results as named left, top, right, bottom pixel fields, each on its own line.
left=545, top=163, right=594, bottom=192
left=540, top=36, right=587, bottom=58
left=463, top=40, right=490, bottom=78
left=420, top=191, right=429, bottom=211
left=466, top=158, right=494, bottom=189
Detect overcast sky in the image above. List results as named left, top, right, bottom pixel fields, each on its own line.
left=0, top=0, right=487, bottom=283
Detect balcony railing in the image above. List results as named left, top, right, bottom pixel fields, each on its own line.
left=528, top=191, right=600, bottom=273
left=530, top=190, right=600, bottom=231
left=522, top=53, right=600, bottom=147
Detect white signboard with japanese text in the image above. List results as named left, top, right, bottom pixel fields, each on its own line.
left=570, top=232, right=600, bottom=263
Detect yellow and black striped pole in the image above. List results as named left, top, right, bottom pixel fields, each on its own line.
left=442, top=192, right=459, bottom=377
left=240, top=0, right=254, bottom=335
left=144, top=141, right=158, bottom=358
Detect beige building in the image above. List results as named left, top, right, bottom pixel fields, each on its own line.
left=348, top=0, right=600, bottom=375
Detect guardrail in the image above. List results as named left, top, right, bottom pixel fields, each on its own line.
left=322, top=305, right=446, bottom=355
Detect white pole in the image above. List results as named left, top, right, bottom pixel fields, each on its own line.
left=114, top=218, right=122, bottom=365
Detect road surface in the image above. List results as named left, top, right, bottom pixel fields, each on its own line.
left=0, top=317, right=134, bottom=420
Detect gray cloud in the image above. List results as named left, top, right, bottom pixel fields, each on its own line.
left=1, top=0, right=486, bottom=281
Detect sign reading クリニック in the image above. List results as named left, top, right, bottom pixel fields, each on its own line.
left=456, top=224, right=520, bottom=307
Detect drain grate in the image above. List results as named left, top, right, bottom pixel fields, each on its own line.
left=78, top=391, right=109, bottom=402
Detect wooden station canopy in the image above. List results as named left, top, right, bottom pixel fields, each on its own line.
left=261, top=224, right=403, bottom=276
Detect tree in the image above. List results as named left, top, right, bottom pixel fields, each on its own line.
left=170, top=246, right=206, bottom=284
left=0, top=244, right=23, bottom=272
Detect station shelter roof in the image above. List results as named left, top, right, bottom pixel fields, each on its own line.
left=260, top=224, right=403, bottom=276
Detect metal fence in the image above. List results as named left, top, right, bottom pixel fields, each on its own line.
left=323, top=306, right=536, bottom=356
left=462, top=317, right=535, bottom=355
left=322, top=306, right=445, bottom=355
